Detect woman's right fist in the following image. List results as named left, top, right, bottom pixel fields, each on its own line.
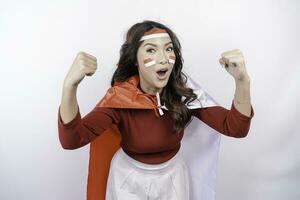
left=64, top=51, right=98, bottom=87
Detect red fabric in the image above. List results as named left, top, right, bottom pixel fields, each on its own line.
left=96, top=75, right=161, bottom=117
left=87, top=125, right=120, bottom=200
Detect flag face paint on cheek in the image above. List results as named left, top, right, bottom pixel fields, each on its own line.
left=143, top=58, right=156, bottom=68
left=169, top=55, right=176, bottom=64
left=143, top=55, right=176, bottom=68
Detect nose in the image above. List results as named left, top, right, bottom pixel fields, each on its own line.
left=158, top=50, right=169, bottom=65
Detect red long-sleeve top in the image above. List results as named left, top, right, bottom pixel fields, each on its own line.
left=57, top=100, right=254, bottom=164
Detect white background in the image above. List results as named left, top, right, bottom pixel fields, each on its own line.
left=0, top=0, right=299, bottom=199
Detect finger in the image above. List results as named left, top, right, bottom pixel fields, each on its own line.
left=228, top=57, right=244, bottom=67
left=85, top=64, right=97, bottom=71
left=82, top=58, right=97, bottom=67
left=221, top=53, right=242, bottom=61
left=229, top=62, right=236, bottom=67
left=78, top=51, right=97, bottom=62
left=79, top=60, right=97, bottom=71
left=223, top=56, right=243, bottom=67
left=222, top=57, right=230, bottom=65
left=223, top=54, right=242, bottom=60
left=84, top=67, right=97, bottom=76
left=222, top=48, right=242, bottom=55
left=82, top=52, right=97, bottom=61
left=221, top=49, right=242, bottom=58
left=219, top=58, right=226, bottom=68
left=220, top=57, right=231, bottom=68
left=80, top=58, right=97, bottom=68
left=86, top=71, right=95, bottom=76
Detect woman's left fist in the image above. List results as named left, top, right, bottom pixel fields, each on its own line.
left=219, top=49, right=250, bottom=82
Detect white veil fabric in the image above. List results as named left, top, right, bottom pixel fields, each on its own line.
left=163, top=70, right=222, bottom=200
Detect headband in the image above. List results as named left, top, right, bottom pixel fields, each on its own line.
left=139, top=28, right=170, bottom=41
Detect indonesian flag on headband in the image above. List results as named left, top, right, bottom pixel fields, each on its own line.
left=139, top=28, right=170, bottom=41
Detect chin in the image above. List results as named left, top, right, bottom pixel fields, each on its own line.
left=153, top=78, right=169, bottom=89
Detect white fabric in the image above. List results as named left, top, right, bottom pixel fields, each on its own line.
left=139, top=33, right=170, bottom=41
left=106, top=148, right=190, bottom=200
left=156, top=91, right=164, bottom=116
left=107, top=70, right=221, bottom=200
left=180, top=70, right=221, bottom=200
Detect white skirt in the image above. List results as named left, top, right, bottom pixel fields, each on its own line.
left=105, top=148, right=190, bottom=200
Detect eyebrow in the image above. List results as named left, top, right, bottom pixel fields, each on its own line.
left=143, top=41, right=173, bottom=47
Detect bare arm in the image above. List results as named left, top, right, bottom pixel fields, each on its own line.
left=59, top=51, right=97, bottom=123
left=59, top=82, right=79, bottom=124
left=219, top=49, right=252, bottom=117
left=57, top=51, right=102, bottom=149
left=57, top=79, right=121, bottom=149
left=233, top=77, right=252, bottom=117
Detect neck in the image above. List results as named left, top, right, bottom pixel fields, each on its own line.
left=138, top=83, right=162, bottom=96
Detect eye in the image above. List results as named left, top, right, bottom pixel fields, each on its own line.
left=146, top=48, right=156, bottom=53
left=166, top=46, right=174, bottom=52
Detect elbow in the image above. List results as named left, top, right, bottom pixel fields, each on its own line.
left=58, top=133, right=79, bottom=150
left=232, top=125, right=251, bottom=138
left=60, top=143, right=76, bottom=150
left=225, top=124, right=251, bottom=138
left=236, top=123, right=252, bottom=138
left=231, top=130, right=249, bottom=138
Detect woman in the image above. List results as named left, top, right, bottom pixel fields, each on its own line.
left=58, top=20, right=254, bottom=199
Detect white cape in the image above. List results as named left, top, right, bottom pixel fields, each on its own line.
left=162, top=70, right=221, bottom=200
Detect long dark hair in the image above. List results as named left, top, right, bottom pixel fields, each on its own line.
left=111, top=20, right=197, bottom=133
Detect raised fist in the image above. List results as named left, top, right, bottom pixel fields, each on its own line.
left=64, top=51, right=98, bottom=87
left=219, top=49, right=250, bottom=82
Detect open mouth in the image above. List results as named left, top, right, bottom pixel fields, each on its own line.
left=156, top=68, right=168, bottom=77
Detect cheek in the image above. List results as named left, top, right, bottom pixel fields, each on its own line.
left=168, top=55, right=176, bottom=64
left=137, top=50, right=156, bottom=68
left=139, top=65, right=155, bottom=81
left=143, top=58, right=156, bottom=68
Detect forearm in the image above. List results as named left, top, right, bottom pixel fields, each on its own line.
left=60, top=81, right=79, bottom=124
left=233, top=76, right=252, bottom=117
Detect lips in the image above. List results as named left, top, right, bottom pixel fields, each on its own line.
left=156, top=68, right=168, bottom=79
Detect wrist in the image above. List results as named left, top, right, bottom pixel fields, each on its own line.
left=63, top=78, right=78, bottom=88
left=235, top=75, right=250, bottom=84
left=63, top=81, right=78, bottom=91
left=234, top=95, right=251, bottom=104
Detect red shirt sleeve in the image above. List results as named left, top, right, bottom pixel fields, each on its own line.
left=191, top=100, right=254, bottom=138
left=57, top=105, right=121, bottom=149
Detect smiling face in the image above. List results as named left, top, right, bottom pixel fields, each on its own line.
left=136, top=35, right=176, bottom=95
